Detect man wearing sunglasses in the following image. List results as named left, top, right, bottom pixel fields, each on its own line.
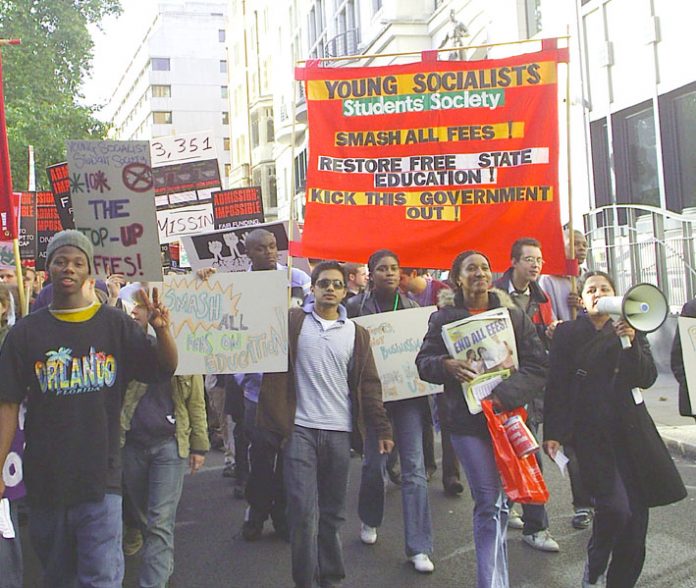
left=256, top=260, right=393, bottom=588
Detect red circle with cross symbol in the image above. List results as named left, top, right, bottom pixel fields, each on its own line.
left=122, top=162, right=154, bottom=192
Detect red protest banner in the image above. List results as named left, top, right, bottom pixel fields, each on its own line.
left=0, top=50, right=18, bottom=240
left=296, top=44, right=568, bottom=273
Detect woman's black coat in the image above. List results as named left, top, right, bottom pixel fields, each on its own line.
left=415, top=288, right=548, bottom=438
left=544, top=317, right=686, bottom=507
left=670, top=299, right=696, bottom=420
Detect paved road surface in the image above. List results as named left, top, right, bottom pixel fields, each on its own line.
left=22, top=434, right=696, bottom=587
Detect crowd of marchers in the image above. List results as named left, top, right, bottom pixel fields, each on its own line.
left=0, top=226, right=692, bottom=588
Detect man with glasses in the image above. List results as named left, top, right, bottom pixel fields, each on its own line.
left=256, top=260, right=393, bottom=588
left=493, top=237, right=559, bottom=553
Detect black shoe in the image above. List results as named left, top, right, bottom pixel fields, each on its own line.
left=443, top=477, right=464, bottom=496
left=241, top=520, right=263, bottom=541
left=572, top=509, right=593, bottom=530
left=222, top=463, right=235, bottom=478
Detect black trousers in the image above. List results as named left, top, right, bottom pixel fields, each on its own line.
left=566, top=444, right=593, bottom=510
left=587, top=444, right=649, bottom=588
left=244, top=399, right=286, bottom=527
left=226, top=386, right=249, bottom=477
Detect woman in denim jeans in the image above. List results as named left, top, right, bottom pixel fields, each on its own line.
left=416, top=251, right=548, bottom=587
left=346, top=249, right=434, bottom=574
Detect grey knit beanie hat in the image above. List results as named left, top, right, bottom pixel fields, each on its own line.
left=46, top=230, right=94, bottom=273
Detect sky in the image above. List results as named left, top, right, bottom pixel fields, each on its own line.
left=81, top=0, right=158, bottom=119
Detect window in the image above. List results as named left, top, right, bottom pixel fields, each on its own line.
left=224, top=163, right=231, bottom=178
left=220, top=60, right=227, bottom=74
left=268, top=168, right=277, bottom=208
left=590, top=119, right=612, bottom=208
left=151, top=84, right=171, bottom=98
left=332, top=0, right=358, bottom=56
left=223, top=137, right=230, bottom=151
left=222, top=111, right=230, bottom=125
left=221, top=85, right=228, bottom=99
left=264, top=107, right=275, bottom=142
left=151, top=58, right=170, bottom=71
left=152, top=111, right=172, bottom=124
left=525, top=0, right=542, bottom=38
left=218, top=29, right=226, bottom=42
left=660, top=83, right=696, bottom=211
left=294, top=149, right=307, bottom=193
left=266, top=115, right=275, bottom=142
left=251, top=111, right=259, bottom=148
left=309, top=2, right=323, bottom=45
left=612, top=102, right=660, bottom=209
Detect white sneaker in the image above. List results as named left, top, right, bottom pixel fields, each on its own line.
left=408, top=553, right=434, bottom=573
left=507, top=507, right=524, bottom=530
left=522, top=530, right=560, bottom=552
left=360, top=523, right=377, bottom=545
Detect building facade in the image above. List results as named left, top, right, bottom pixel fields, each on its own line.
left=229, top=0, right=695, bottom=305
left=106, top=1, right=231, bottom=184
left=226, top=0, right=279, bottom=216
left=578, top=0, right=696, bottom=307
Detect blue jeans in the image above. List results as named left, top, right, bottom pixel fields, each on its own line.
left=358, top=398, right=433, bottom=557
left=451, top=434, right=509, bottom=588
left=0, top=500, right=22, bottom=588
left=284, top=426, right=351, bottom=588
left=29, top=493, right=123, bottom=588
left=123, top=437, right=187, bottom=588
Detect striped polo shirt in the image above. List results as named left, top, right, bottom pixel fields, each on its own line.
left=294, top=303, right=355, bottom=432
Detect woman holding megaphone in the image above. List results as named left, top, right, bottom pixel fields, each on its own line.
left=543, top=271, right=686, bottom=588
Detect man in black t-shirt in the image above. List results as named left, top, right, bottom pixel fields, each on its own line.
left=0, top=230, right=177, bottom=588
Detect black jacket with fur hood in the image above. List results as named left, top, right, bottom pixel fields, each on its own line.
left=416, top=288, right=548, bottom=438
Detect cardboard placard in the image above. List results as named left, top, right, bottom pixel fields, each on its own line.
left=18, top=191, right=36, bottom=261
left=180, top=220, right=293, bottom=272
left=164, top=270, right=288, bottom=375
left=678, top=316, right=696, bottom=417
left=352, top=306, right=441, bottom=402
left=212, top=186, right=265, bottom=229
left=67, top=140, right=162, bottom=281
left=46, top=162, right=75, bottom=229
left=35, top=191, right=62, bottom=271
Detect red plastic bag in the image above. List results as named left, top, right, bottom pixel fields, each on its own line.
left=481, top=400, right=549, bottom=504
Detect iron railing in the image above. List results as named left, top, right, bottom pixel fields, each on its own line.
left=583, top=204, right=696, bottom=309
left=324, top=28, right=360, bottom=58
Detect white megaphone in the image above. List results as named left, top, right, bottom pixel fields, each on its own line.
left=596, top=283, right=668, bottom=349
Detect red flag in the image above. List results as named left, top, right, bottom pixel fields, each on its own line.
left=0, top=49, right=18, bottom=240
left=296, top=44, right=569, bottom=273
